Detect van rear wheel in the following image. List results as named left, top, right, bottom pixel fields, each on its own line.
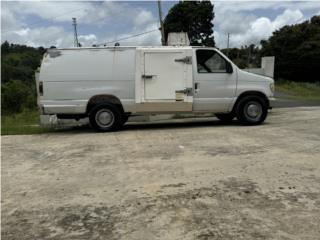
left=89, top=104, right=122, bottom=132
left=236, top=96, right=268, bottom=125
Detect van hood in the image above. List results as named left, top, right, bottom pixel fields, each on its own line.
left=238, top=69, right=274, bottom=83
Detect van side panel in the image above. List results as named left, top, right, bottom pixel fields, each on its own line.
left=39, top=48, right=136, bottom=114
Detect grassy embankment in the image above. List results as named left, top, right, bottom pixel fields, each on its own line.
left=1, top=81, right=320, bottom=135
left=1, top=110, right=51, bottom=135
left=276, top=80, right=320, bottom=101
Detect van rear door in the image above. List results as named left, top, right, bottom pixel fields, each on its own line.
left=135, top=47, right=193, bottom=112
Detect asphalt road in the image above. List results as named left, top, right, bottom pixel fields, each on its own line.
left=2, top=107, right=320, bottom=240
left=273, top=91, right=320, bottom=108
left=273, top=98, right=320, bottom=108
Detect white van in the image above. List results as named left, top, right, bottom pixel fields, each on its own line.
left=37, top=46, right=275, bottom=131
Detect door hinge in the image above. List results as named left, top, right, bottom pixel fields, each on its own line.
left=175, top=56, right=192, bottom=64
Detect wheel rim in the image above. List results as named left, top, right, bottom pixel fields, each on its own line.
left=244, top=101, right=262, bottom=121
left=95, top=109, right=115, bottom=128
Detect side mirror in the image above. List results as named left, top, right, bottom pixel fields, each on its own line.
left=226, top=62, right=233, bottom=74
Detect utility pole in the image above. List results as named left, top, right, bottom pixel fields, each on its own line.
left=157, top=0, right=166, bottom=46
left=248, top=46, right=251, bottom=67
left=227, top=33, right=230, bottom=57
left=72, top=18, right=79, bottom=47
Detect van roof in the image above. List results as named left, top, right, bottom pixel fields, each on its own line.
left=50, top=46, right=216, bottom=51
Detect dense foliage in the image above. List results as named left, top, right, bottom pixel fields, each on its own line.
left=221, top=44, right=262, bottom=69
left=260, top=15, right=320, bottom=82
left=164, top=1, right=215, bottom=47
left=1, top=41, right=45, bottom=114
left=221, top=16, right=320, bottom=82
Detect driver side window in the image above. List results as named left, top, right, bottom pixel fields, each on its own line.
left=196, top=50, right=227, bottom=73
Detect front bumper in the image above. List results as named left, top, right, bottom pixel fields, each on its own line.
left=269, top=97, right=276, bottom=109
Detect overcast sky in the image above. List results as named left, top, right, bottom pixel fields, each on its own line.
left=2, top=0, right=320, bottom=48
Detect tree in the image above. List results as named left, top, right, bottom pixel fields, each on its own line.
left=163, top=1, right=215, bottom=47
left=260, top=15, right=320, bottom=82
left=221, top=44, right=261, bottom=69
left=1, top=41, right=10, bottom=55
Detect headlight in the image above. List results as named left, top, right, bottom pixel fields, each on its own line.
left=269, top=82, right=275, bottom=93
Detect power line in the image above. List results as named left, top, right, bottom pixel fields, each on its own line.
left=227, top=33, right=230, bottom=57
left=96, top=28, right=159, bottom=46
left=15, top=26, right=159, bottom=48
left=4, top=3, right=160, bottom=47
left=3, top=7, right=87, bottom=34
left=3, top=2, right=165, bottom=47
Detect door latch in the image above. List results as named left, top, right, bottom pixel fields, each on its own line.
left=194, top=82, right=200, bottom=93
left=142, top=74, right=154, bottom=79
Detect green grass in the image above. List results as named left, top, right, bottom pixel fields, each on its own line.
left=1, top=110, right=53, bottom=135
left=276, top=80, right=320, bottom=101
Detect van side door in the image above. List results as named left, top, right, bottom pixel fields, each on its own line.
left=192, top=49, right=237, bottom=112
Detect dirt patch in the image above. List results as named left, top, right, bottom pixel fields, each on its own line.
left=3, top=178, right=320, bottom=240
left=2, top=107, right=320, bottom=240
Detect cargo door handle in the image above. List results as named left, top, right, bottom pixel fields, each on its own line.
left=142, top=74, right=154, bottom=79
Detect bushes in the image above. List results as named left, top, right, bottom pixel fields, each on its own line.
left=1, top=41, right=44, bottom=115
left=1, top=80, right=36, bottom=114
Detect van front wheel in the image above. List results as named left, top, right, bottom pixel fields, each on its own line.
left=236, top=96, right=268, bottom=125
left=89, top=104, right=122, bottom=132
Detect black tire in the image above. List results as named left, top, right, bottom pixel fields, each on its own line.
left=215, top=113, right=235, bottom=122
left=89, top=103, right=123, bottom=132
left=122, top=114, right=129, bottom=125
left=236, top=95, right=268, bottom=125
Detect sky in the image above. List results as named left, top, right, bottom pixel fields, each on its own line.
left=1, top=0, right=320, bottom=49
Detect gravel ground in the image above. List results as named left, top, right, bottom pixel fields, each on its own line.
left=2, top=107, right=320, bottom=240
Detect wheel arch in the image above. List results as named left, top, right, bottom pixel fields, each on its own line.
left=232, top=91, right=269, bottom=112
left=86, top=94, right=124, bottom=115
